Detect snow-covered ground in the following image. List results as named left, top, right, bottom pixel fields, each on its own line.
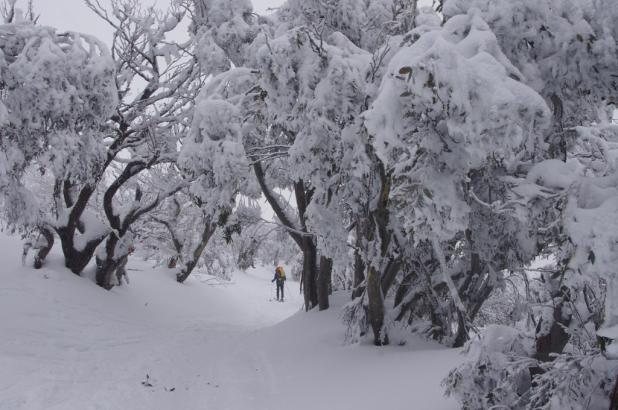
left=0, top=233, right=461, bottom=410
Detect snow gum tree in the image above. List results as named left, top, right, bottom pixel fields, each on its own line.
left=364, top=8, right=551, bottom=346
left=244, top=0, right=424, bottom=316
left=4, top=1, right=618, bottom=407
left=440, top=0, right=618, bottom=408
left=250, top=25, right=373, bottom=311
left=175, top=65, right=253, bottom=283
left=84, top=0, right=206, bottom=289
left=0, top=17, right=117, bottom=272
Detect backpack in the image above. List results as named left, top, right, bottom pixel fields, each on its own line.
left=276, top=266, right=286, bottom=280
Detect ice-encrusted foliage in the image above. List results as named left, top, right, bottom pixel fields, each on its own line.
left=193, top=0, right=257, bottom=70
left=360, top=9, right=552, bottom=347
left=444, top=0, right=618, bottom=104
left=444, top=0, right=618, bottom=156
left=366, top=9, right=550, bottom=242
left=179, top=68, right=253, bottom=220
left=0, top=22, right=116, bottom=227
left=446, top=95, right=618, bottom=410
left=444, top=326, right=537, bottom=409
left=445, top=326, right=615, bottom=409
left=1, top=0, right=617, bottom=406
left=276, top=0, right=416, bottom=51
left=255, top=27, right=371, bottom=262
left=522, top=125, right=618, bottom=339
left=529, top=354, right=614, bottom=410
left=1, top=28, right=116, bottom=129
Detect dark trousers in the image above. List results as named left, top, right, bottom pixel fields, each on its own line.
left=276, top=281, right=284, bottom=300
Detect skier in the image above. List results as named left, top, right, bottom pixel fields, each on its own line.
left=272, top=266, right=286, bottom=301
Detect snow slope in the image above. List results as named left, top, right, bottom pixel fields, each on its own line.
left=0, top=233, right=461, bottom=410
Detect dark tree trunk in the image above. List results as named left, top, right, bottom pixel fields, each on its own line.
left=449, top=227, right=493, bottom=347
left=367, top=265, right=388, bottom=346
left=97, top=159, right=180, bottom=289
left=49, top=129, right=133, bottom=275
left=317, top=255, right=332, bottom=310
left=468, top=278, right=494, bottom=323
left=53, top=182, right=108, bottom=274
left=534, top=296, right=572, bottom=362
left=33, top=226, right=55, bottom=269
left=528, top=302, right=573, bottom=385
left=95, top=232, right=123, bottom=290
left=294, top=180, right=324, bottom=311
left=548, top=94, right=567, bottom=162
left=151, top=208, right=183, bottom=271
left=380, top=258, right=402, bottom=295
left=609, top=376, right=618, bottom=410
left=176, top=221, right=216, bottom=283
left=301, top=238, right=319, bottom=310
left=252, top=162, right=327, bottom=311
left=352, top=222, right=365, bottom=299
left=393, top=273, right=415, bottom=320
left=361, top=152, right=393, bottom=346
left=452, top=310, right=469, bottom=348
left=57, top=226, right=107, bottom=275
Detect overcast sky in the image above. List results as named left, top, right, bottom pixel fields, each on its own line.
left=32, top=0, right=284, bottom=45
left=31, top=1, right=434, bottom=46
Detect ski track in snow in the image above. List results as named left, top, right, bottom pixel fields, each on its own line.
left=0, top=233, right=461, bottom=410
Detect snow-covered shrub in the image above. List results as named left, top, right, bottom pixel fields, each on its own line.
left=446, top=331, right=616, bottom=410
left=444, top=326, right=536, bottom=409
left=529, top=353, right=614, bottom=410
left=447, top=102, right=618, bottom=410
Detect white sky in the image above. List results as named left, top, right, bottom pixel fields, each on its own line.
left=31, top=0, right=285, bottom=45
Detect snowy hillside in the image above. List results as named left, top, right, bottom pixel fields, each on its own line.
left=0, top=232, right=460, bottom=410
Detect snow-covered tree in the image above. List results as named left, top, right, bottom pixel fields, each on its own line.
left=78, top=0, right=199, bottom=288
left=250, top=21, right=374, bottom=310
left=0, top=16, right=117, bottom=272
left=440, top=0, right=618, bottom=407
left=340, top=5, right=547, bottom=346
left=444, top=0, right=618, bottom=159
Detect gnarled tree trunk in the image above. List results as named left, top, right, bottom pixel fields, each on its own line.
left=534, top=288, right=572, bottom=362
left=176, top=220, right=216, bottom=283
left=352, top=221, right=366, bottom=299
left=367, top=265, right=388, bottom=346
left=32, top=225, right=55, bottom=269
left=95, top=232, right=124, bottom=290
left=252, top=162, right=329, bottom=311
left=96, top=159, right=181, bottom=289
left=300, top=237, right=319, bottom=310
left=361, top=153, right=395, bottom=345
left=54, top=181, right=108, bottom=274
left=317, top=255, right=332, bottom=310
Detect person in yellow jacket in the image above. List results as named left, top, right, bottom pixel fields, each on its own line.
left=271, top=266, right=286, bottom=301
